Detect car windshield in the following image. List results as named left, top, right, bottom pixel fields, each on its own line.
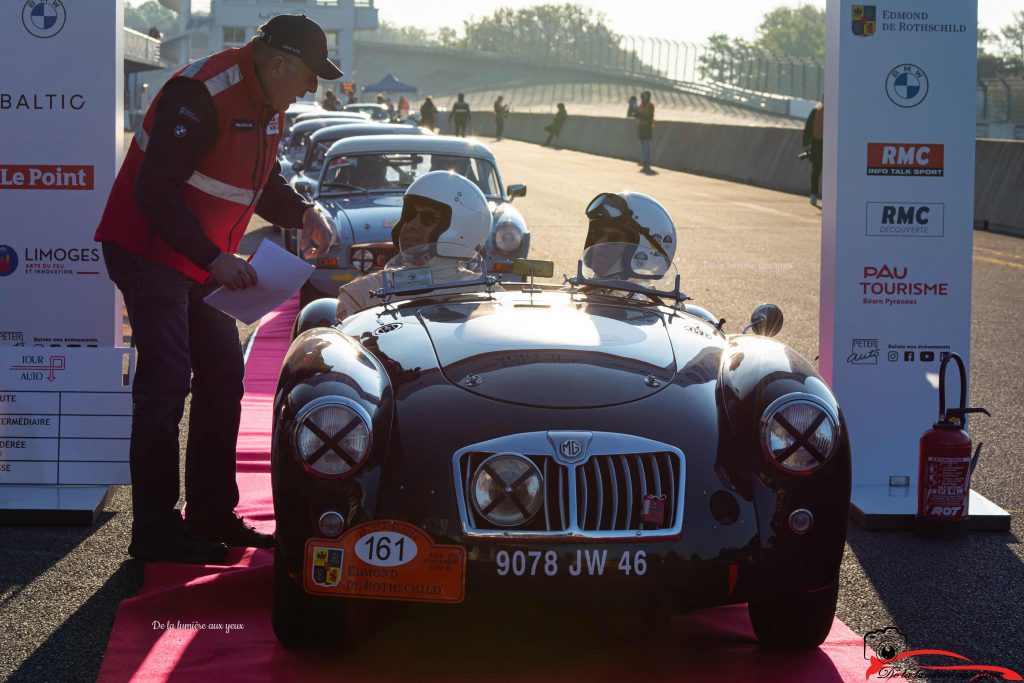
left=571, top=242, right=682, bottom=300
left=318, top=153, right=501, bottom=197
left=305, top=140, right=333, bottom=174
left=379, top=242, right=487, bottom=295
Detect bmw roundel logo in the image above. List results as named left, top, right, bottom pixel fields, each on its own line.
left=886, top=64, right=929, bottom=108
left=173, top=124, right=187, bottom=138
left=22, top=0, right=67, bottom=39
left=0, top=245, right=19, bottom=277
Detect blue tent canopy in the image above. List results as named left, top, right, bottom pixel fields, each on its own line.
left=362, top=73, right=417, bottom=93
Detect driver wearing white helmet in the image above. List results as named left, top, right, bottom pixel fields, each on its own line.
left=336, top=170, right=492, bottom=319
left=579, top=191, right=676, bottom=295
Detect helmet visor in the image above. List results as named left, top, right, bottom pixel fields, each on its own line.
left=585, top=192, right=630, bottom=220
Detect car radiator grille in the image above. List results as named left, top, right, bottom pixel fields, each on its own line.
left=459, top=451, right=682, bottom=538
left=349, top=243, right=397, bottom=271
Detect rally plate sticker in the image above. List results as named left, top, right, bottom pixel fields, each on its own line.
left=303, top=520, right=466, bottom=604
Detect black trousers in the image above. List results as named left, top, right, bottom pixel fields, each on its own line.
left=810, top=139, right=823, bottom=196
left=103, top=242, right=244, bottom=541
left=495, top=116, right=504, bottom=138
left=453, top=116, right=468, bottom=137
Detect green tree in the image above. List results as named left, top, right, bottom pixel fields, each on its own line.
left=998, top=11, right=1024, bottom=68
left=753, top=3, right=825, bottom=62
left=124, top=0, right=176, bottom=36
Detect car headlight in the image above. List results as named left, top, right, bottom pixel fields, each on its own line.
left=493, top=221, right=524, bottom=253
left=351, top=248, right=374, bottom=273
left=293, top=397, right=372, bottom=477
left=471, top=453, right=543, bottom=526
left=759, top=394, right=840, bottom=474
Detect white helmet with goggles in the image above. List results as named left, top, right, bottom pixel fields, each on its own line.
left=391, top=171, right=490, bottom=258
left=583, top=191, right=676, bottom=278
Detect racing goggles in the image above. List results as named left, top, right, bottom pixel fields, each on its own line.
left=585, top=193, right=670, bottom=261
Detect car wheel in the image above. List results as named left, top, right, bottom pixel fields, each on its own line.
left=747, top=578, right=838, bottom=649
left=272, top=542, right=348, bottom=647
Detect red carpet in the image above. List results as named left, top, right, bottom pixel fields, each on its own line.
left=98, top=296, right=871, bottom=682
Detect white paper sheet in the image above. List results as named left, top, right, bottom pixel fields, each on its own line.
left=203, top=239, right=315, bottom=324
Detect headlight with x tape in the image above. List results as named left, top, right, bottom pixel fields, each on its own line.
left=759, top=393, right=840, bottom=474
left=293, top=397, right=373, bottom=477
left=471, top=453, right=544, bottom=526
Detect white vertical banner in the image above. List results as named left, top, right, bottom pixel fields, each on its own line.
left=821, top=1, right=984, bottom=520
left=0, top=0, right=123, bottom=349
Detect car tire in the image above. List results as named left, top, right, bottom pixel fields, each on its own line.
left=272, top=543, right=348, bottom=648
left=747, top=578, right=838, bottom=649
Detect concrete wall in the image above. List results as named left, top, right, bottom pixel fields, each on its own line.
left=459, top=112, right=1023, bottom=235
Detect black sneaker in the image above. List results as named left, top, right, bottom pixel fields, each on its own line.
left=129, top=526, right=229, bottom=564
left=186, top=514, right=274, bottom=549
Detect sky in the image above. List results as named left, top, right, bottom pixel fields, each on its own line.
left=184, top=1, right=1020, bottom=45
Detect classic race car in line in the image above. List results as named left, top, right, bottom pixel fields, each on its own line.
left=270, top=244, right=851, bottom=649
left=296, top=135, right=529, bottom=306
left=344, top=102, right=391, bottom=122
left=279, top=116, right=370, bottom=180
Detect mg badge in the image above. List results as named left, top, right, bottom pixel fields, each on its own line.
left=559, top=439, right=583, bottom=461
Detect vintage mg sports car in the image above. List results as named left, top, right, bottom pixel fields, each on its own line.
left=297, top=135, right=529, bottom=306
left=271, top=245, right=851, bottom=649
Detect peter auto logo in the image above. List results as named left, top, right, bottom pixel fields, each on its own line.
left=22, top=0, right=66, bottom=39
left=867, top=143, right=944, bottom=177
left=866, top=203, right=944, bottom=237
left=0, top=165, right=93, bottom=190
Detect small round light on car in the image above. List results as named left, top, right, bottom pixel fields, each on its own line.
left=319, top=511, right=346, bottom=537
left=789, top=508, right=814, bottom=535
left=760, top=394, right=840, bottom=474
left=471, top=453, right=543, bottom=527
left=351, top=248, right=374, bottom=273
left=294, top=397, right=372, bottom=477
left=493, top=222, right=524, bottom=253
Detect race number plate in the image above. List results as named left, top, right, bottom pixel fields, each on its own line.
left=303, top=520, right=466, bottom=604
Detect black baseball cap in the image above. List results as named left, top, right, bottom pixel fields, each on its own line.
left=257, top=14, right=343, bottom=80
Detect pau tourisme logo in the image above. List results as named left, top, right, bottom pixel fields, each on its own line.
left=886, top=64, right=929, bottom=108
left=22, top=0, right=67, bottom=39
left=864, top=626, right=1022, bottom=680
left=0, top=245, right=19, bottom=276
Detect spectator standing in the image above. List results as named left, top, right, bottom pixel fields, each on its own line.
left=385, top=95, right=396, bottom=121
left=321, top=89, right=339, bottom=111
left=148, top=26, right=162, bottom=40
left=420, top=95, right=438, bottom=131
left=803, top=100, right=824, bottom=207
left=542, top=102, right=567, bottom=147
left=347, top=90, right=358, bottom=104
left=397, top=95, right=410, bottom=121
left=626, top=95, right=638, bottom=118
left=493, top=95, right=509, bottom=140
left=450, top=93, right=471, bottom=137
left=636, top=91, right=655, bottom=174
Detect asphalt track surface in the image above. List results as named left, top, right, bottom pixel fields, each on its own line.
left=1, top=137, right=1022, bottom=681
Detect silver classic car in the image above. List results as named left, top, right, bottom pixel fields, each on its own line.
left=299, top=135, right=529, bottom=305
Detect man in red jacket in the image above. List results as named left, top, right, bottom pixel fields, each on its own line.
left=95, top=15, right=338, bottom=563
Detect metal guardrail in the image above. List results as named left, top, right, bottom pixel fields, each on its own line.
left=977, top=76, right=1024, bottom=124
left=123, top=27, right=161, bottom=66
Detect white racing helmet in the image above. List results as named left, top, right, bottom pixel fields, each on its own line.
left=391, top=171, right=490, bottom=259
left=583, top=191, right=676, bottom=278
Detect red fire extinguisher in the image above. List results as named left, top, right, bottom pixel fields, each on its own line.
left=915, top=352, right=990, bottom=538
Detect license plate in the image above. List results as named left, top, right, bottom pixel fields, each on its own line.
left=304, top=520, right=466, bottom=603
left=496, top=549, right=649, bottom=577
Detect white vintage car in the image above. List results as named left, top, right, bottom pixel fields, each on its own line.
left=299, top=135, right=529, bottom=305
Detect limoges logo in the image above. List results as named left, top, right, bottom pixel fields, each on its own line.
left=22, top=0, right=66, bottom=39
left=0, top=245, right=18, bottom=276
left=864, top=626, right=1022, bottom=681
left=867, top=144, right=944, bottom=177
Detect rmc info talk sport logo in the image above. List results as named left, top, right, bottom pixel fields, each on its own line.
left=22, top=0, right=66, bottom=39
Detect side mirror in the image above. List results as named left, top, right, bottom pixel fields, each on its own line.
left=295, top=179, right=313, bottom=196
left=747, top=304, right=784, bottom=337
left=507, top=184, right=527, bottom=201
left=292, top=161, right=304, bottom=173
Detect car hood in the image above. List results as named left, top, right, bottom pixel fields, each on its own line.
left=417, top=300, right=680, bottom=408
left=319, top=194, right=404, bottom=244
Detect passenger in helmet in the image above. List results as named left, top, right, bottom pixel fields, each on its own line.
left=578, top=191, right=676, bottom=297
left=337, top=171, right=492, bottom=319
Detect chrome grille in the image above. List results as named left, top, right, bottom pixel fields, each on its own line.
left=349, top=242, right=396, bottom=271
left=457, top=448, right=683, bottom=540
